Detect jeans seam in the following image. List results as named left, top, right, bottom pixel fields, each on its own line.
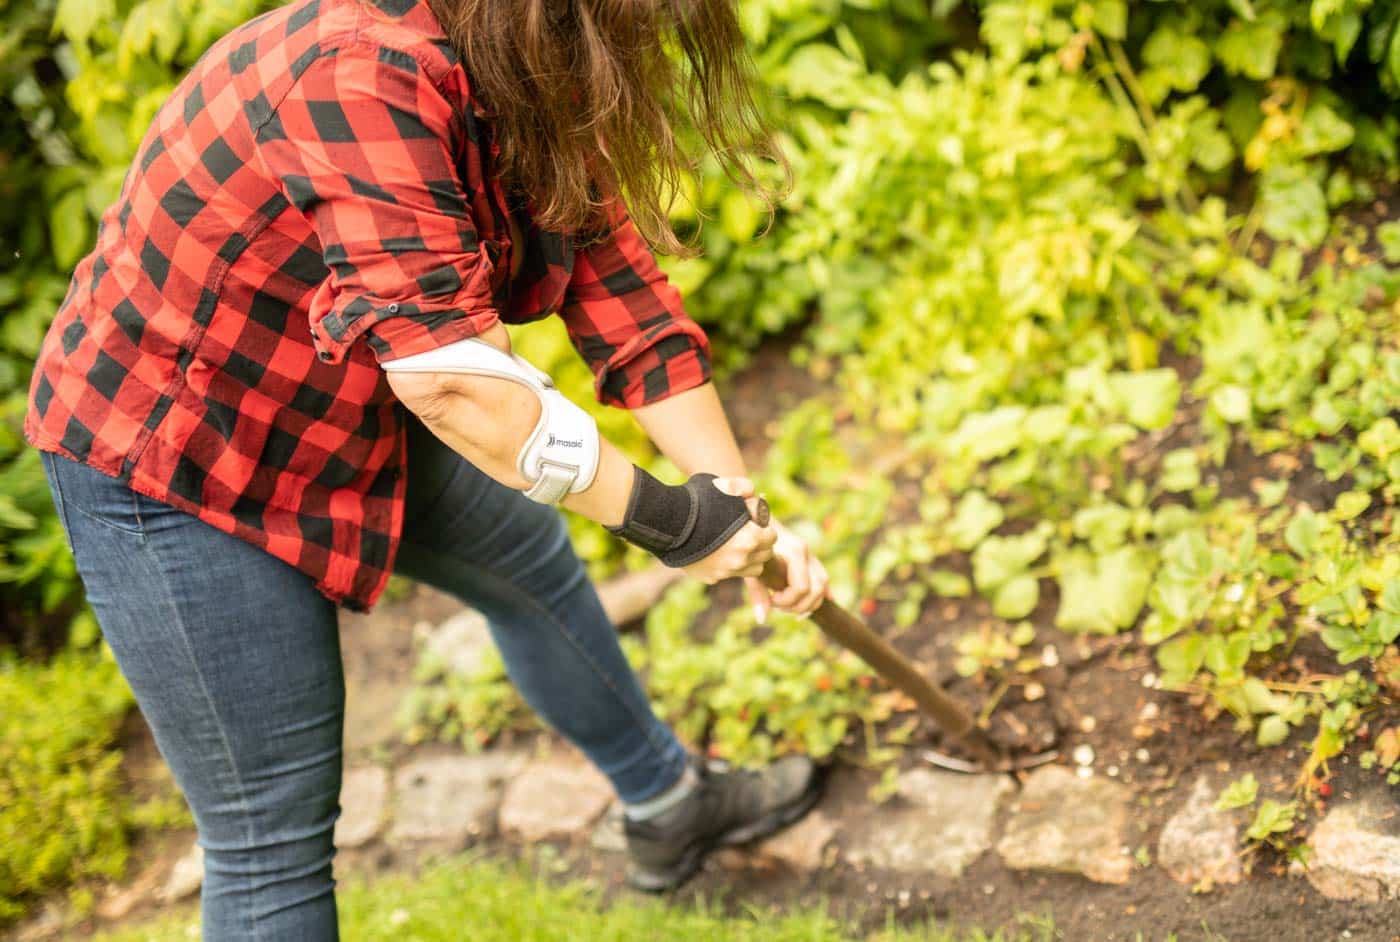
left=145, top=541, right=264, bottom=942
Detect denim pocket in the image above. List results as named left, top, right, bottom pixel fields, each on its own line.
left=42, top=451, right=145, bottom=536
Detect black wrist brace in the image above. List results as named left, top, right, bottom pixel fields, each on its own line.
left=606, top=467, right=752, bottom=567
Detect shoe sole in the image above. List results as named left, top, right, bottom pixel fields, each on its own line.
left=624, top=773, right=825, bottom=893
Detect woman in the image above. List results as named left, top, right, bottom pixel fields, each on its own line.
left=25, top=0, right=831, bottom=936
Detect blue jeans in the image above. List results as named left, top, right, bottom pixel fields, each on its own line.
left=39, top=418, right=688, bottom=940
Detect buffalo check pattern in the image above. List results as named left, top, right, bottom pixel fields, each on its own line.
left=25, top=0, right=712, bottom=611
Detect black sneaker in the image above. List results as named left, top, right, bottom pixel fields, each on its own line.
left=623, top=754, right=823, bottom=892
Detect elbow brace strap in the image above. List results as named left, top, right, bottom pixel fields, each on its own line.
left=381, top=338, right=600, bottom=505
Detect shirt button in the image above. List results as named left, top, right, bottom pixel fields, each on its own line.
left=318, top=351, right=333, bottom=361
left=388, top=303, right=400, bottom=314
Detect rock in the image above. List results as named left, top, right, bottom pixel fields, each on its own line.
left=1306, top=787, right=1400, bottom=902
left=755, top=811, right=838, bottom=871
left=1157, top=775, right=1246, bottom=886
left=421, top=610, right=493, bottom=677
left=389, top=752, right=521, bottom=845
left=590, top=803, right=628, bottom=853
left=500, top=754, right=615, bottom=842
left=997, top=765, right=1132, bottom=884
left=159, top=840, right=205, bottom=901
left=844, top=769, right=1013, bottom=877
left=336, top=765, right=390, bottom=848
left=95, top=885, right=147, bottom=921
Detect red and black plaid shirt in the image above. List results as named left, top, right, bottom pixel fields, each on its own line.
left=25, top=0, right=712, bottom=611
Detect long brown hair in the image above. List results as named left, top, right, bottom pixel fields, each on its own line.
left=424, top=0, right=788, bottom=256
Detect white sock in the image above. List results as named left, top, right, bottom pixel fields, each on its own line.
left=624, top=765, right=700, bottom=821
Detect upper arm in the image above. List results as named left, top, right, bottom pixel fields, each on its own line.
left=559, top=202, right=712, bottom=409
left=257, top=43, right=501, bottom=365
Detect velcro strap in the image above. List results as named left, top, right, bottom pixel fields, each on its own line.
left=606, top=468, right=753, bottom=568
left=524, top=461, right=578, bottom=505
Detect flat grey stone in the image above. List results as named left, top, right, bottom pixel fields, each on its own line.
left=844, top=769, right=1013, bottom=877
left=1157, top=775, right=1245, bottom=886
left=997, top=765, right=1132, bottom=884
left=159, top=840, right=204, bottom=901
left=420, top=610, right=493, bottom=678
left=336, top=765, right=389, bottom=848
left=755, top=810, right=838, bottom=871
left=389, top=752, right=521, bottom=845
left=1306, top=787, right=1400, bottom=902
left=500, top=754, right=615, bottom=842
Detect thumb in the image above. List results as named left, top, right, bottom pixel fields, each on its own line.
left=711, top=476, right=755, bottom=499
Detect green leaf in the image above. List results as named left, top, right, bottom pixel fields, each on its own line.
left=1256, top=714, right=1291, bottom=747
left=1210, top=384, right=1252, bottom=424
left=947, top=491, right=1005, bottom=551
left=1371, top=610, right=1400, bottom=645
left=1010, top=621, right=1036, bottom=646
left=1216, top=17, right=1284, bottom=80
left=49, top=188, right=92, bottom=271
left=1359, top=417, right=1400, bottom=459
left=1142, top=26, right=1212, bottom=92
left=1259, top=165, right=1329, bottom=249
left=1072, top=503, right=1133, bottom=553
left=927, top=569, right=971, bottom=598
left=1381, top=577, right=1400, bottom=614
left=1332, top=490, right=1370, bottom=521
left=719, top=191, right=762, bottom=242
left=1284, top=510, right=1321, bottom=558
left=1092, top=0, right=1127, bottom=40
left=1215, top=772, right=1259, bottom=810
left=53, top=0, right=116, bottom=45
left=1055, top=545, right=1155, bottom=635
left=1160, top=448, right=1200, bottom=493
left=1246, top=799, right=1297, bottom=841
left=947, top=407, right=1028, bottom=463
left=1108, top=369, right=1180, bottom=430
left=1157, top=632, right=1206, bottom=684
left=993, top=574, right=1040, bottom=620
left=1378, top=223, right=1400, bottom=264
left=1296, top=102, right=1354, bottom=157
left=973, top=527, right=1050, bottom=592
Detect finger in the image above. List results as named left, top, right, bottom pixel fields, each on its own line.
left=746, top=577, right=771, bottom=623
left=773, top=547, right=811, bottom=609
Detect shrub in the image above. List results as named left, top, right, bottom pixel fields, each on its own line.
left=0, top=648, right=134, bottom=923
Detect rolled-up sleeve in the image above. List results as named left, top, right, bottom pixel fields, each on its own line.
left=560, top=200, right=712, bottom=408
left=257, top=42, right=500, bottom=365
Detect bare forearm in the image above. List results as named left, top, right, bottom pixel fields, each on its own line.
left=631, top=382, right=747, bottom=479
left=387, top=371, right=632, bottom=527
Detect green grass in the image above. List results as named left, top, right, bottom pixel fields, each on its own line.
left=85, top=855, right=1070, bottom=942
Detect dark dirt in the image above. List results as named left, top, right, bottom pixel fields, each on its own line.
left=29, top=330, right=1400, bottom=942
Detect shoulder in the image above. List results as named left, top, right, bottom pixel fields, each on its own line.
left=350, top=0, right=463, bottom=88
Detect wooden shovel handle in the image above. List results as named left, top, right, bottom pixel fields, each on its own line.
left=752, top=500, right=1003, bottom=769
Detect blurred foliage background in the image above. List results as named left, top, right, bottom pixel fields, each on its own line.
left=5, top=0, right=1400, bottom=925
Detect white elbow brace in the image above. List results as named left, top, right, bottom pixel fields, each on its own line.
left=382, top=338, right=600, bottom=505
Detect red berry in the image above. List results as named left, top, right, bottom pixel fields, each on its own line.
left=860, top=598, right=878, bottom=616
left=815, top=675, right=834, bottom=692
left=1318, top=782, right=1332, bottom=797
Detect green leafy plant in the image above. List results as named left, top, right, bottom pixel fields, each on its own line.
left=0, top=648, right=134, bottom=923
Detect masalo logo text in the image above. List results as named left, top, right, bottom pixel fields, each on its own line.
left=548, top=434, right=584, bottom=448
